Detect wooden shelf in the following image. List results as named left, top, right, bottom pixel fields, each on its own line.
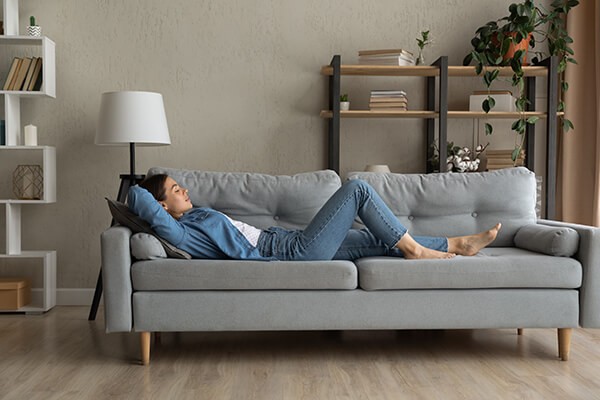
left=449, top=111, right=564, bottom=119
left=320, top=110, right=562, bottom=119
left=0, top=90, right=50, bottom=97
left=321, top=65, right=439, bottom=76
left=0, top=35, right=45, bottom=45
left=321, top=64, right=548, bottom=77
left=320, top=110, right=438, bottom=118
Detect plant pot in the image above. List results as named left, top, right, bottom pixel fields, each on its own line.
left=495, top=32, right=531, bottom=65
left=27, top=25, right=41, bottom=36
left=340, top=101, right=350, bottom=111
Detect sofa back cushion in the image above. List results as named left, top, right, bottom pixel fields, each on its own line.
left=146, top=168, right=342, bottom=230
left=347, top=167, right=537, bottom=246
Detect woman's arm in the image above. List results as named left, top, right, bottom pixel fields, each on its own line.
left=128, top=185, right=187, bottom=246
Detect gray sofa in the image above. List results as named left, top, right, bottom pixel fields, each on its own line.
left=100, top=167, right=600, bottom=365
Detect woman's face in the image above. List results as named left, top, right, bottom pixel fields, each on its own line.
left=160, top=176, right=193, bottom=219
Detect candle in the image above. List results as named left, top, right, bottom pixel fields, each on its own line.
left=24, top=124, right=37, bottom=146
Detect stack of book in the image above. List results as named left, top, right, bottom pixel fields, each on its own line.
left=2, top=57, right=43, bottom=91
left=369, top=90, right=408, bottom=111
left=486, top=149, right=525, bottom=170
left=358, top=49, right=415, bottom=66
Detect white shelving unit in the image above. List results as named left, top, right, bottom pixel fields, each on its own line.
left=1, top=0, right=56, bottom=313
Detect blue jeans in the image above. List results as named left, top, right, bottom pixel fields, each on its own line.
left=257, top=180, right=448, bottom=261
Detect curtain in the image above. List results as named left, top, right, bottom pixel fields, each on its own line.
left=558, top=0, right=600, bottom=226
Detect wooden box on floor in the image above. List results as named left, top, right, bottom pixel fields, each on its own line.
left=0, top=278, right=31, bottom=310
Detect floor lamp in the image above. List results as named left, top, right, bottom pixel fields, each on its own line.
left=89, top=91, right=171, bottom=321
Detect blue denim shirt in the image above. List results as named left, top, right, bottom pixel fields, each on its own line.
left=128, top=185, right=271, bottom=260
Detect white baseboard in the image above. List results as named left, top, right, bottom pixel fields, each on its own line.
left=56, top=288, right=97, bottom=306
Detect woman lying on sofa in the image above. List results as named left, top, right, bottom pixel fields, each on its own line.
left=128, top=174, right=501, bottom=261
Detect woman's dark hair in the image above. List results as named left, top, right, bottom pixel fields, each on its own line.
left=139, top=174, right=168, bottom=201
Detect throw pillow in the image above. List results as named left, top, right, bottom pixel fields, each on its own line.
left=131, top=233, right=167, bottom=260
left=106, top=198, right=191, bottom=259
left=514, top=224, right=579, bottom=257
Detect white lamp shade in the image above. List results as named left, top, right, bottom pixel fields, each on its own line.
left=95, top=91, right=171, bottom=146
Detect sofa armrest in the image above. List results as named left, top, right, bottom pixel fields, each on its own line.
left=539, top=219, right=600, bottom=328
left=101, top=226, right=134, bottom=333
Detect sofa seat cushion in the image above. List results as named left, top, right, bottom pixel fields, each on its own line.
left=132, top=259, right=357, bottom=290
left=356, top=247, right=582, bottom=291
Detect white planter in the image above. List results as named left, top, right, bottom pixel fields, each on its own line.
left=340, top=101, right=350, bottom=111
left=27, top=25, right=41, bottom=36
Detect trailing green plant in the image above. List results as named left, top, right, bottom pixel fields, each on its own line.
left=463, top=0, right=578, bottom=162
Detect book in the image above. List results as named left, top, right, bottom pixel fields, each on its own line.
left=28, top=58, right=43, bottom=91
left=487, top=149, right=525, bottom=158
left=369, top=97, right=408, bottom=103
left=371, top=90, right=407, bottom=96
left=369, top=102, right=408, bottom=108
left=369, top=107, right=408, bottom=112
left=11, top=57, right=32, bottom=91
left=22, top=57, right=39, bottom=91
left=3, top=57, right=21, bottom=90
left=359, top=55, right=415, bottom=66
left=358, top=48, right=414, bottom=57
left=7, top=58, right=24, bottom=90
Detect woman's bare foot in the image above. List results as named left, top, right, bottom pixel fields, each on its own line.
left=396, top=233, right=456, bottom=260
left=448, top=223, right=502, bottom=256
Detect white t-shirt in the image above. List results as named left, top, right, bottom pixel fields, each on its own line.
left=220, top=213, right=262, bottom=247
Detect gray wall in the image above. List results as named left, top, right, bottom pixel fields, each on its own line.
left=0, top=0, right=548, bottom=292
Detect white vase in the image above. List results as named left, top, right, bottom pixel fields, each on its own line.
left=340, top=101, right=350, bottom=111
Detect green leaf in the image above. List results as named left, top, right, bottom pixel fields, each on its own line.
left=490, top=69, right=500, bottom=81
left=463, top=53, right=474, bottom=66
left=563, top=118, right=574, bottom=132
left=511, top=119, right=526, bottom=133
left=485, top=123, right=493, bottom=135
left=482, top=99, right=491, bottom=113
left=488, top=96, right=496, bottom=109
left=557, top=101, right=565, bottom=112
left=515, top=97, right=528, bottom=112
left=561, top=81, right=569, bottom=92
left=511, top=147, right=521, bottom=162
left=483, top=71, right=493, bottom=86
left=475, top=63, right=483, bottom=75
left=527, top=116, right=540, bottom=124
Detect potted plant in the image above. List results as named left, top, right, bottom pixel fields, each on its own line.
left=27, top=16, right=41, bottom=36
left=340, top=94, right=350, bottom=111
left=416, top=30, right=433, bottom=65
left=463, top=0, right=579, bottom=162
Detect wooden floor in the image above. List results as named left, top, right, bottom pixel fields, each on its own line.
left=1, top=307, right=600, bottom=399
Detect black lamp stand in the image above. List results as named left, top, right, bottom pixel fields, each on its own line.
left=88, top=143, right=145, bottom=321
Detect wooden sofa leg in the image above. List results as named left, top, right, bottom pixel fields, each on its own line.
left=558, top=328, right=572, bottom=361
left=141, top=332, right=151, bottom=365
